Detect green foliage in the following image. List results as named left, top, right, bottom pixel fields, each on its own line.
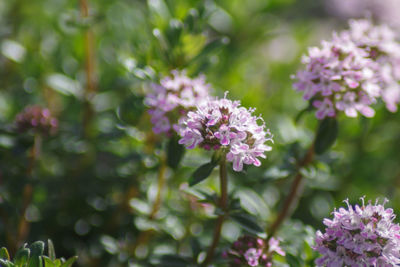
left=0, top=241, right=77, bottom=267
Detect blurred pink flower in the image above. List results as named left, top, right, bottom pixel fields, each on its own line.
left=16, top=105, right=58, bottom=136
left=144, top=70, right=210, bottom=135
left=225, top=235, right=285, bottom=267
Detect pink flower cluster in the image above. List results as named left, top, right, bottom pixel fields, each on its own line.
left=314, top=198, right=400, bottom=267
left=16, top=105, right=58, bottom=136
left=144, top=70, right=210, bottom=135
left=223, top=235, right=285, bottom=267
left=178, top=94, right=272, bottom=172
left=293, top=19, right=400, bottom=119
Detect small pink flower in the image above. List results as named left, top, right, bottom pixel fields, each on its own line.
left=225, top=235, right=285, bottom=267
left=313, top=98, right=336, bottom=119
left=244, top=248, right=262, bottom=266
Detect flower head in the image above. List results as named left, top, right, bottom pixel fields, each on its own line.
left=178, top=93, right=272, bottom=172
left=15, top=106, right=58, bottom=136
left=144, top=70, right=211, bottom=135
left=293, top=19, right=400, bottom=119
left=224, top=235, right=285, bottom=267
left=314, top=197, right=400, bottom=267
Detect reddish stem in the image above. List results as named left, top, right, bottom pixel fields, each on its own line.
left=203, top=155, right=228, bottom=266
left=15, top=134, right=41, bottom=251
left=79, top=0, right=97, bottom=137
left=267, top=143, right=314, bottom=241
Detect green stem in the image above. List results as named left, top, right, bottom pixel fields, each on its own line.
left=203, top=155, right=228, bottom=266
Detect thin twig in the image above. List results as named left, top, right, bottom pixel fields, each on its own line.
left=149, top=155, right=167, bottom=220
left=266, top=142, right=314, bottom=241
left=203, top=155, right=228, bottom=266
left=132, top=154, right=167, bottom=253
left=79, top=0, right=97, bottom=138
left=15, top=134, right=41, bottom=251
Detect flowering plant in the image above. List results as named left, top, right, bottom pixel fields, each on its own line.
left=4, top=1, right=400, bottom=266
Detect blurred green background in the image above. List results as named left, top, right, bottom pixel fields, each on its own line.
left=1, top=0, right=400, bottom=266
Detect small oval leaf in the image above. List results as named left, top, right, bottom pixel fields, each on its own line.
left=230, top=213, right=264, bottom=235
left=167, top=136, right=185, bottom=169
left=314, top=117, right=338, bottom=154
left=189, top=162, right=217, bottom=186
left=189, top=37, right=228, bottom=64
left=158, top=255, right=189, bottom=267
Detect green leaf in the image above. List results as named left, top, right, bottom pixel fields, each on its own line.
left=147, top=0, right=171, bottom=20
left=184, top=9, right=198, bottom=31
left=230, top=213, right=264, bottom=235
left=158, top=255, right=189, bottom=267
left=189, top=161, right=218, bottom=186
left=28, top=241, right=44, bottom=267
left=295, top=101, right=314, bottom=123
left=47, top=240, right=56, bottom=261
left=314, top=117, right=338, bottom=154
left=189, top=37, right=228, bottom=64
left=42, top=256, right=56, bottom=267
left=53, top=259, right=62, bottom=267
left=29, top=241, right=45, bottom=257
left=0, top=259, right=14, bottom=267
left=60, top=256, right=77, bottom=267
left=116, top=95, right=145, bottom=126
left=285, top=253, right=303, bottom=267
left=27, top=256, right=42, bottom=267
left=0, top=247, right=10, bottom=260
left=165, top=19, right=183, bottom=48
left=14, top=248, right=30, bottom=265
left=166, top=136, right=185, bottom=169
left=190, top=238, right=201, bottom=260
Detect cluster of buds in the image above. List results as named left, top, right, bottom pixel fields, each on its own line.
left=293, top=19, right=400, bottom=119
left=314, top=198, right=400, bottom=266
left=15, top=105, right=58, bottom=136
left=224, top=235, right=285, bottom=267
left=178, top=94, right=273, bottom=172
left=144, top=70, right=210, bottom=135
